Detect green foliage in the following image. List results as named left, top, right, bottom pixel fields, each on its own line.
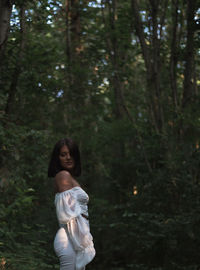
left=0, top=0, right=200, bottom=269
left=0, top=177, right=57, bottom=270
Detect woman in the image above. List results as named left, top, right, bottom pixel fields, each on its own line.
left=48, top=138, right=95, bottom=270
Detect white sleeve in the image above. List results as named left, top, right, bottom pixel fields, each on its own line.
left=67, top=215, right=94, bottom=251
left=67, top=215, right=96, bottom=269
left=55, top=190, right=82, bottom=224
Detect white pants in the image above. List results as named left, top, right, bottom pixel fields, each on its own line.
left=54, top=227, right=76, bottom=270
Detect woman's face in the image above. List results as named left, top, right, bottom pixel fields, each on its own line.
left=59, top=145, right=75, bottom=172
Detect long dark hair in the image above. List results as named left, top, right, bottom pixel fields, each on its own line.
left=48, top=138, right=81, bottom=177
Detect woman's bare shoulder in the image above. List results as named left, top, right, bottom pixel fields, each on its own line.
left=56, top=170, right=71, bottom=178
left=55, top=170, right=73, bottom=192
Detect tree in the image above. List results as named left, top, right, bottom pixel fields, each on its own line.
left=0, top=0, right=13, bottom=64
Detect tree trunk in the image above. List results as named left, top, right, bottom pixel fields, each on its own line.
left=65, top=0, right=72, bottom=77
left=131, top=0, right=151, bottom=72
left=149, top=0, right=164, bottom=132
left=66, top=0, right=81, bottom=63
left=131, top=0, right=165, bottom=133
left=102, top=0, right=123, bottom=118
left=108, top=0, right=124, bottom=119
left=64, top=0, right=82, bottom=89
left=170, top=0, right=179, bottom=111
left=182, top=0, right=196, bottom=108
left=5, top=5, right=26, bottom=116
left=0, top=0, right=13, bottom=65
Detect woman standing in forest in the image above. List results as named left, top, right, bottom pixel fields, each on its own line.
left=48, top=138, right=95, bottom=270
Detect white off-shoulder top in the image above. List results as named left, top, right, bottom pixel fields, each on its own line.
left=54, top=186, right=95, bottom=270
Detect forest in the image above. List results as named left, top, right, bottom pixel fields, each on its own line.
left=0, top=0, right=200, bottom=269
